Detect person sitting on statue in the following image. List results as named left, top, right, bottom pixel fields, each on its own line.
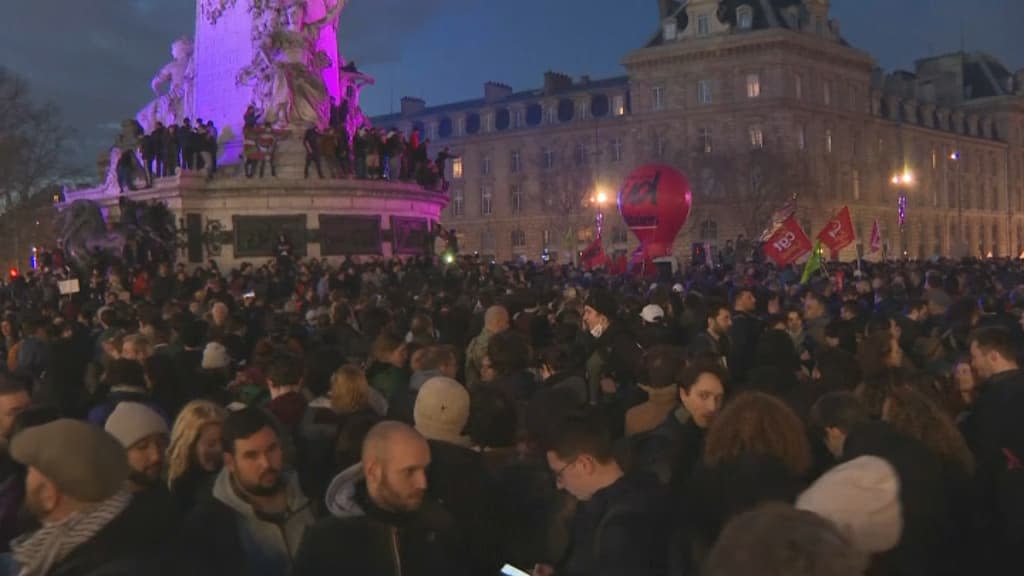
left=304, top=126, right=324, bottom=180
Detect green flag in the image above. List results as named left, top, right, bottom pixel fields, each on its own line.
left=801, top=240, right=823, bottom=284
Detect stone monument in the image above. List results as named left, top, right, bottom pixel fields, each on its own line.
left=67, top=0, right=446, bottom=269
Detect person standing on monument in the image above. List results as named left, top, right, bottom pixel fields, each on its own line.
left=258, top=122, right=278, bottom=178
left=304, top=126, right=324, bottom=179
left=178, top=118, right=194, bottom=170
left=435, top=146, right=458, bottom=192
left=163, top=124, right=179, bottom=176
left=151, top=122, right=166, bottom=179
left=205, top=120, right=218, bottom=177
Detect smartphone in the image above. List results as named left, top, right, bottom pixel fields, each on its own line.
left=500, top=564, right=531, bottom=576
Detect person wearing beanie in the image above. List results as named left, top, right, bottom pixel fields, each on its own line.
left=582, top=289, right=642, bottom=417
left=796, top=455, right=903, bottom=554
left=201, top=341, right=231, bottom=370
left=105, top=402, right=170, bottom=492
left=413, top=377, right=497, bottom=573
left=8, top=419, right=167, bottom=575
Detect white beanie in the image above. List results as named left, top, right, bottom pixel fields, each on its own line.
left=414, top=377, right=470, bottom=447
left=105, top=402, right=168, bottom=449
left=796, top=455, right=903, bottom=554
left=202, top=342, right=230, bottom=370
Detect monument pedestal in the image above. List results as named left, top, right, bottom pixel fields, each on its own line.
left=64, top=173, right=448, bottom=269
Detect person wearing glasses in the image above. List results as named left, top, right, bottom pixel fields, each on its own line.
left=537, top=408, right=668, bottom=576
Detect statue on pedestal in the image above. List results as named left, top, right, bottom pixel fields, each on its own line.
left=238, top=0, right=346, bottom=128
left=136, top=38, right=196, bottom=132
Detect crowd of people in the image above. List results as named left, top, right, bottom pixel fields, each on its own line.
left=119, top=118, right=220, bottom=191
left=0, top=250, right=1020, bottom=575
left=239, top=104, right=458, bottom=191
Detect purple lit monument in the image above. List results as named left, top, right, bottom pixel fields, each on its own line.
left=70, top=0, right=445, bottom=269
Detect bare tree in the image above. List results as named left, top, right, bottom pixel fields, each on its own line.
left=0, top=67, right=69, bottom=210
left=528, top=140, right=598, bottom=262
left=689, top=144, right=813, bottom=238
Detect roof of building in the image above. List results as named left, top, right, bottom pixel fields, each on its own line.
left=371, top=75, right=630, bottom=125
left=647, top=0, right=842, bottom=47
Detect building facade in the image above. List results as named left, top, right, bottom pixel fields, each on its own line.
left=373, top=0, right=1024, bottom=262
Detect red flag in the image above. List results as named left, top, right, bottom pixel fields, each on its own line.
left=580, top=236, right=607, bottom=270
left=762, top=215, right=812, bottom=266
left=869, top=220, right=882, bottom=254
left=817, top=206, right=856, bottom=254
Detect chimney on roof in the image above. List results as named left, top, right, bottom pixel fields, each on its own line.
left=400, top=97, right=425, bottom=116
left=484, top=81, right=513, bottom=102
left=543, top=71, right=573, bottom=94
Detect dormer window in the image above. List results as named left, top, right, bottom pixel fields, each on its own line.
left=663, top=20, right=678, bottom=41
left=697, top=14, right=710, bottom=37
left=737, top=6, right=753, bottom=30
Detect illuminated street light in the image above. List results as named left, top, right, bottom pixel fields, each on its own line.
left=950, top=151, right=960, bottom=161
left=595, top=191, right=608, bottom=205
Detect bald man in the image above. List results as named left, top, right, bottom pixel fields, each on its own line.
left=465, top=305, right=510, bottom=389
left=294, top=421, right=468, bottom=576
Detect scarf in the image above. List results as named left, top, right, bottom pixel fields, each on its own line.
left=12, top=489, right=132, bottom=576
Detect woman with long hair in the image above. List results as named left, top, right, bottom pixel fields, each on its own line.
left=166, top=399, right=228, bottom=513
left=686, top=392, right=812, bottom=564
left=883, top=387, right=974, bottom=476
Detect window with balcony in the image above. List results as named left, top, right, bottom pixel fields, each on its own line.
left=610, top=138, right=623, bottom=162
left=698, top=80, right=712, bottom=104
left=511, top=184, right=523, bottom=214
left=746, top=73, right=761, bottom=98
left=452, top=189, right=464, bottom=216
left=480, top=184, right=493, bottom=216
left=749, top=126, right=764, bottom=149
left=652, top=86, right=665, bottom=111
left=697, top=14, right=710, bottom=36
left=612, top=95, right=626, bottom=116
left=699, top=127, right=713, bottom=153
left=511, top=229, right=526, bottom=249
left=737, top=6, right=753, bottom=29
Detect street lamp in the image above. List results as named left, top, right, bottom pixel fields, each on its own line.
left=891, top=169, right=915, bottom=257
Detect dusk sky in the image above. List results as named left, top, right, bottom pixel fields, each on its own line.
left=1, top=0, right=1020, bottom=171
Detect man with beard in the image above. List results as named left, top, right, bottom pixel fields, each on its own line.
left=689, top=300, right=732, bottom=369
left=104, top=402, right=169, bottom=492
left=293, top=421, right=467, bottom=576
left=183, top=408, right=315, bottom=576
left=9, top=419, right=166, bottom=574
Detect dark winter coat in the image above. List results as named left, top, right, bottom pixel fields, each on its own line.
left=559, top=472, right=669, bottom=576
left=293, top=464, right=467, bottom=576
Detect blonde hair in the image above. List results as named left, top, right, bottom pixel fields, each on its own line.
left=122, top=333, right=152, bottom=357
left=330, top=364, right=370, bottom=414
left=166, top=400, right=228, bottom=488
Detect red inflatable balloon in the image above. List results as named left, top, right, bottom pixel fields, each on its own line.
left=617, top=164, right=692, bottom=257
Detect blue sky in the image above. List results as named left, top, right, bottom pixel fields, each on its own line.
left=2, top=0, right=1020, bottom=169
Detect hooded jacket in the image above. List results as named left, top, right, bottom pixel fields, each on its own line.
left=292, top=464, right=467, bottom=576
left=182, top=468, right=314, bottom=576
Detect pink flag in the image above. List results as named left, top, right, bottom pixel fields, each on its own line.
left=869, top=220, right=882, bottom=254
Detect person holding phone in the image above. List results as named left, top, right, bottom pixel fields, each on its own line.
left=535, top=408, right=669, bottom=576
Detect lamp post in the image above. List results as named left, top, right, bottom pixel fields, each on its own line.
left=891, top=169, right=914, bottom=258
left=949, top=150, right=965, bottom=258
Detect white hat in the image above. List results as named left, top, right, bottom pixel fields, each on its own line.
left=105, top=402, right=168, bottom=449
left=202, top=341, right=230, bottom=370
left=796, top=455, right=903, bottom=554
left=640, top=304, right=665, bottom=323
left=414, top=377, right=471, bottom=447
left=671, top=283, right=685, bottom=294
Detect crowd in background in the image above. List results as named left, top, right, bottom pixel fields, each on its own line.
left=0, top=251, right=1020, bottom=575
